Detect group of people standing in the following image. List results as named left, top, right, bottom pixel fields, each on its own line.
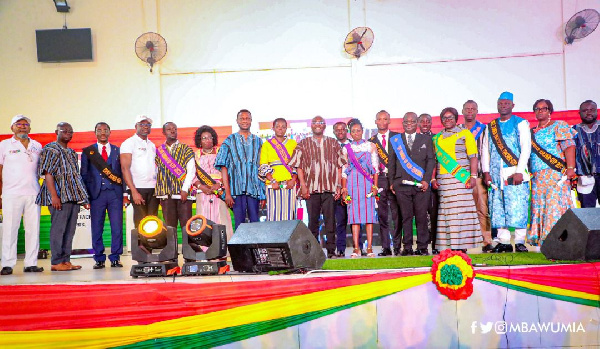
left=0, top=94, right=598, bottom=274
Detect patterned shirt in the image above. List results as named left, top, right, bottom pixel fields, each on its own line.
left=288, top=136, right=346, bottom=193
left=155, top=142, right=195, bottom=197
left=573, top=121, right=600, bottom=175
left=214, top=132, right=265, bottom=200
left=36, top=142, right=89, bottom=205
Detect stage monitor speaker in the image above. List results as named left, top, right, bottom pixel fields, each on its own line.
left=228, top=220, right=326, bottom=272
left=541, top=208, right=600, bottom=261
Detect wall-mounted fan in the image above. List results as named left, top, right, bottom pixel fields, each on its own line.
left=565, top=9, right=600, bottom=44
left=135, top=32, right=167, bottom=72
left=344, top=27, right=374, bottom=59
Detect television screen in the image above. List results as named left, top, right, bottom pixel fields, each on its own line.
left=36, top=28, right=93, bottom=62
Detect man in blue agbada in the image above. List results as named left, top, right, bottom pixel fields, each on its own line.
left=482, top=92, right=531, bottom=253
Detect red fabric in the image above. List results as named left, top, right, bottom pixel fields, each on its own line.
left=478, top=262, right=600, bottom=295
left=101, top=145, right=108, bottom=161
left=0, top=271, right=424, bottom=331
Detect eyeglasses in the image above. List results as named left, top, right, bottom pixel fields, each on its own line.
left=441, top=116, right=455, bottom=121
left=312, top=121, right=325, bottom=125
left=14, top=123, right=30, bottom=127
left=534, top=107, right=549, bottom=112
left=137, top=123, right=152, bottom=128
left=201, top=136, right=213, bottom=140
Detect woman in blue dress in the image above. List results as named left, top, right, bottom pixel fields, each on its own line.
left=340, top=119, right=379, bottom=258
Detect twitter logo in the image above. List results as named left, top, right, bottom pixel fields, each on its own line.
left=480, top=322, right=493, bottom=334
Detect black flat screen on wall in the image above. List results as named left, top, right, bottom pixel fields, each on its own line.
left=36, top=28, right=93, bottom=62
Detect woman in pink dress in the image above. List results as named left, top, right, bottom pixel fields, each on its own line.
left=193, top=126, right=233, bottom=242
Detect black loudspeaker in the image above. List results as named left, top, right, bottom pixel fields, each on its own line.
left=228, top=220, right=326, bottom=272
left=541, top=208, right=600, bottom=261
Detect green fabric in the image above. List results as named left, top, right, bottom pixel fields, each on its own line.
left=117, top=295, right=387, bottom=349
left=440, top=264, right=463, bottom=286
left=476, top=277, right=599, bottom=308
left=432, top=133, right=470, bottom=184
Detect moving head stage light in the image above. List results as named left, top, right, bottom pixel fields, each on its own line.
left=130, top=216, right=179, bottom=278
left=182, top=214, right=229, bottom=276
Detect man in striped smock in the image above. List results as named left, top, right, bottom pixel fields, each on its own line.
left=288, top=116, right=347, bottom=258
left=215, top=109, right=265, bottom=230
left=36, top=122, right=89, bottom=272
left=155, top=122, right=195, bottom=232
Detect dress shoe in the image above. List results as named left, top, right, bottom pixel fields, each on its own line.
left=482, top=244, right=494, bottom=253
left=64, top=261, right=82, bottom=270
left=400, top=249, right=413, bottom=256
left=414, top=249, right=429, bottom=256
left=378, top=248, right=392, bottom=256
left=111, top=260, right=124, bottom=268
left=51, top=263, right=73, bottom=271
left=393, top=248, right=401, bottom=256
left=515, top=243, right=529, bottom=253
left=431, top=248, right=440, bottom=255
left=23, top=266, right=44, bottom=273
left=336, top=251, right=345, bottom=258
left=1, top=267, right=13, bottom=275
left=491, top=243, right=514, bottom=253
left=93, top=261, right=105, bottom=269
left=327, top=250, right=337, bottom=259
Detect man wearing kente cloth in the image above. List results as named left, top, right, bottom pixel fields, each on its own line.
left=155, top=122, right=195, bottom=232
left=482, top=92, right=531, bottom=253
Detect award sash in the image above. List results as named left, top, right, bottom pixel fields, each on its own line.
left=369, top=135, right=388, bottom=166
left=390, top=134, right=424, bottom=181
left=82, top=145, right=122, bottom=185
left=195, top=150, right=225, bottom=200
left=433, top=134, right=470, bottom=184
left=267, top=137, right=294, bottom=175
left=530, top=129, right=567, bottom=174
left=156, top=144, right=186, bottom=181
left=345, top=143, right=373, bottom=184
left=469, top=121, right=485, bottom=141
left=489, top=118, right=519, bottom=167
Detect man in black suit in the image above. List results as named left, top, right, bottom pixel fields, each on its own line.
left=388, top=112, right=435, bottom=256
left=368, top=110, right=401, bottom=256
left=81, top=122, right=126, bottom=269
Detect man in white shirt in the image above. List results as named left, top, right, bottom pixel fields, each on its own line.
left=482, top=92, right=531, bottom=253
left=120, top=115, right=158, bottom=228
left=0, top=115, right=43, bottom=275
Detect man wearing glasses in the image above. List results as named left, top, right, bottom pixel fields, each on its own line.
left=573, top=100, right=600, bottom=208
left=288, top=116, right=346, bottom=258
left=121, top=115, right=159, bottom=228
left=0, top=115, right=44, bottom=275
left=36, top=122, right=89, bottom=271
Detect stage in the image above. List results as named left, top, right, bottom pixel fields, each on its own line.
left=0, top=248, right=599, bottom=349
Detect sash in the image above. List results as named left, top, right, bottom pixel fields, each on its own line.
left=369, top=136, right=388, bottom=166
left=345, top=143, right=373, bottom=184
left=531, top=129, right=567, bottom=174
left=390, top=134, right=424, bottom=181
left=156, top=144, right=186, bottom=181
left=82, top=145, right=122, bottom=186
left=267, top=137, right=293, bottom=175
left=489, top=118, right=519, bottom=167
left=433, top=134, right=470, bottom=184
left=469, top=121, right=485, bottom=141
left=194, top=151, right=225, bottom=200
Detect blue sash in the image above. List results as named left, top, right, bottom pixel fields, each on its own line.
left=470, top=121, right=485, bottom=141
left=390, top=134, right=424, bottom=181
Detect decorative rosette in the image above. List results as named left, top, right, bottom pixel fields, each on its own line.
left=430, top=249, right=475, bottom=300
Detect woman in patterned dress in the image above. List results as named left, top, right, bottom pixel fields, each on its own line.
left=192, top=125, right=233, bottom=242
left=431, top=107, right=481, bottom=252
left=340, top=119, right=379, bottom=258
left=528, top=99, right=577, bottom=246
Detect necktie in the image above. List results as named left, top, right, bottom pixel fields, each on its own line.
left=407, top=134, right=413, bottom=150
left=102, top=145, right=108, bottom=161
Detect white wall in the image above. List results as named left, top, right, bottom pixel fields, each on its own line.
left=1, top=0, right=599, bottom=133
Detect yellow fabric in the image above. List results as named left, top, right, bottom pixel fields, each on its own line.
left=259, top=138, right=297, bottom=183
left=435, top=129, right=477, bottom=174
left=476, top=274, right=597, bottom=301
left=0, top=273, right=431, bottom=348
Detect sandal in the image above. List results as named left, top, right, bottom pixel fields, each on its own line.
left=366, top=248, right=375, bottom=258
left=351, top=248, right=360, bottom=258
